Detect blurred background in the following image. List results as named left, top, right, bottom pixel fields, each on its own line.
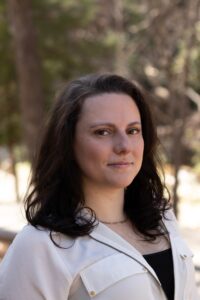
left=0, top=0, right=199, bottom=290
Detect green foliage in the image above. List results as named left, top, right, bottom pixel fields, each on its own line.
left=0, top=0, right=200, bottom=166
left=0, top=0, right=114, bottom=151
left=32, top=0, right=114, bottom=107
left=0, top=2, right=21, bottom=146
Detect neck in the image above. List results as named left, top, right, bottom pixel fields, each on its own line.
left=83, top=184, right=126, bottom=223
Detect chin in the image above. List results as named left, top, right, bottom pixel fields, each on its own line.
left=108, top=178, right=135, bottom=189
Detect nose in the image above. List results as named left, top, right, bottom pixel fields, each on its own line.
left=113, top=133, right=132, bottom=155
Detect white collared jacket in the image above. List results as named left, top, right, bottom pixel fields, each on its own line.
left=0, top=210, right=199, bottom=300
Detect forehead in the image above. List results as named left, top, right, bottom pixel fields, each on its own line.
left=79, top=93, right=141, bottom=123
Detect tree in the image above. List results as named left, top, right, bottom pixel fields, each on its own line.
left=97, top=0, right=200, bottom=214
left=1, top=0, right=200, bottom=207
left=138, top=0, right=200, bottom=215
left=6, top=0, right=45, bottom=162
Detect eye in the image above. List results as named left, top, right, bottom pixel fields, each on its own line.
left=127, top=128, right=141, bottom=135
left=94, top=129, right=111, bottom=136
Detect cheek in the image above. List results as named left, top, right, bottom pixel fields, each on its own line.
left=74, top=138, right=104, bottom=169
left=133, top=136, right=144, bottom=157
left=140, top=139, right=145, bottom=155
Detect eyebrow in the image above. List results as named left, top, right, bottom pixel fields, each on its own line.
left=90, top=121, right=141, bottom=128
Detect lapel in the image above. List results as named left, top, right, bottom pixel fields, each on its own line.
left=86, top=208, right=187, bottom=299
left=89, top=221, right=162, bottom=286
left=162, top=210, right=189, bottom=300
left=88, top=211, right=191, bottom=300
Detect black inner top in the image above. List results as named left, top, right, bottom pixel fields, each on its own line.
left=143, top=248, right=175, bottom=300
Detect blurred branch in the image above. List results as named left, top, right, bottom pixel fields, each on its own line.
left=129, top=0, right=183, bottom=35
left=186, top=87, right=200, bottom=111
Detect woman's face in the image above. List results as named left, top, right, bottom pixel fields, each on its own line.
left=74, top=93, right=144, bottom=191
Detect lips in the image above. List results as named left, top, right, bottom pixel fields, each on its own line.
left=107, top=162, right=134, bottom=166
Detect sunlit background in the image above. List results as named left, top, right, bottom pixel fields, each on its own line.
left=0, top=0, right=200, bottom=290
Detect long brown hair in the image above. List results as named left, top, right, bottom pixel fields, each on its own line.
left=25, top=73, right=170, bottom=240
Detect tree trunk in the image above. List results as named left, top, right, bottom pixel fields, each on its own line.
left=113, top=0, right=128, bottom=76
left=6, top=0, right=45, bottom=163
left=167, top=0, right=200, bottom=217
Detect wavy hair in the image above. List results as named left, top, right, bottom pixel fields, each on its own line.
left=25, top=73, right=170, bottom=240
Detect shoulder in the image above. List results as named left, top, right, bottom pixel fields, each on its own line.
left=12, top=224, right=50, bottom=243
left=0, top=225, right=73, bottom=300
left=4, top=225, right=53, bottom=257
left=0, top=224, right=74, bottom=278
left=163, top=208, right=176, bottom=222
left=3, top=224, right=78, bottom=262
left=17, top=224, right=53, bottom=244
left=0, top=225, right=46, bottom=265
left=162, top=208, right=180, bottom=236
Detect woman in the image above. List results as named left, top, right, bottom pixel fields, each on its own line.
left=0, top=74, right=199, bottom=300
